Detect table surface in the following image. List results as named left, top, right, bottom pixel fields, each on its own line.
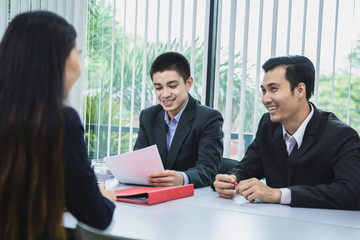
left=63, top=180, right=360, bottom=240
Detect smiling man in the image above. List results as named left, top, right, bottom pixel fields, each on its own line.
left=134, top=52, right=224, bottom=188
left=214, top=55, right=360, bottom=209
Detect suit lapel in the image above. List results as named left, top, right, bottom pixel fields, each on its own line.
left=165, top=95, right=195, bottom=169
left=154, top=110, right=168, bottom=166
left=287, top=103, right=321, bottom=185
left=273, top=125, right=289, bottom=184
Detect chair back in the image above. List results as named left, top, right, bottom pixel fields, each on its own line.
left=218, top=157, right=238, bottom=174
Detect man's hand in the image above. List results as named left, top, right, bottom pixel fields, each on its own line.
left=148, top=170, right=184, bottom=186
left=237, top=178, right=281, bottom=203
left=213, top=174, right=238, bottom=199
left=98, top=183, right=116, bottom=202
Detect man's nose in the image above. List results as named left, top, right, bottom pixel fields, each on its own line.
left=162, top=87, right=171, bottom=97
left=262, top=93, right=272, bottom=104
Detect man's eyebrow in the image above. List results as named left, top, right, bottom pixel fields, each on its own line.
left=166, top=80, right=179, bottom=85
left=153, top=80, right=179, bottom=86
left=261, top=82, right=280, bottom=88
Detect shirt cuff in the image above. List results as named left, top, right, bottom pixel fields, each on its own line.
left=180, top=172, right=190, bottom=185
left=280, top=188, right=291, bottom=205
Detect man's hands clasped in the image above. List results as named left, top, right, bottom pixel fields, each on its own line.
left=214, top=175, right=281, bottom=203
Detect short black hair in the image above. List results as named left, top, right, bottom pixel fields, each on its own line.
left=262, top=55, right=315, bottom=100
left=150, top=52, right=191, bottom=83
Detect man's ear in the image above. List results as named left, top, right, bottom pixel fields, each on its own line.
left=297, top=82, right=306, bottom=98
left=186, top=77, right=194, bottom=91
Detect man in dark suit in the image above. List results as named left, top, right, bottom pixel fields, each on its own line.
left=214, top=55, right=360, bottom=209
left=134, top=52, right=223, bottom=188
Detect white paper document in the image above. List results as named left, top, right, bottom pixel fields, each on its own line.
left=104, top=145, right=164, bottom=185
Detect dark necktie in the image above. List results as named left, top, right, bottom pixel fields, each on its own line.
left=287, top=137, right=297, bottom=155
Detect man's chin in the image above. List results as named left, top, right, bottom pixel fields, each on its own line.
left=161, top=105, right=172, bottom=111
left=161, top=105, right=175, bottom=114
left=269, top=115, right=280, bottom=123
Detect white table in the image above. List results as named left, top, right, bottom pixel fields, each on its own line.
left=64, top=181, right=360, bottom=240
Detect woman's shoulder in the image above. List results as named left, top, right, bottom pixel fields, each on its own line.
left=63, top=106, right=82, bottom=126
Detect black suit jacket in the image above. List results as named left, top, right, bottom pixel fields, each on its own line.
left=134, top=95, right=224, bottom=188
left=229, top=103, right=360, bottom=209
left=63, top=107, right=115, bottom=229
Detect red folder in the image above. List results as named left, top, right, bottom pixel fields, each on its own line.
left=115, top=184, right=194, bottom=205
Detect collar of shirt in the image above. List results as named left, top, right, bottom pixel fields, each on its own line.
left=282, top=103, right=314, bottom=149
left=164, top=97, right=189, bottom=126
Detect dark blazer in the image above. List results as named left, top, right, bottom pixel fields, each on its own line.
left=134, top=94, right=224, bottom=188
left=63, top=107, right=115, bottom=229
left=229, top=103, right=360, bottom=209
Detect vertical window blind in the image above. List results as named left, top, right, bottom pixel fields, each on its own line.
left=1, top=0, right=360, bottom=161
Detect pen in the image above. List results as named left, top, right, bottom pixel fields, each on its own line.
left=233, top=181, right=239, bottom=194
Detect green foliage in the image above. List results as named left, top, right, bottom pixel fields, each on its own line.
left=84, top=0, right=208, bottom=158
left=318, top=72, right=360, bottom=132
left=349, top=38, right=360, bottom=71
left=85, top=0, right=360, bottom=159
left=316, top=38, right=360, bottom=133
left=84, top=0, right=267, bottom=158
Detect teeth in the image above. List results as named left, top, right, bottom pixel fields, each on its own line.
left=268, top=106, right=277, bottom=111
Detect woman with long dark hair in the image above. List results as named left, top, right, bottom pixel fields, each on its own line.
left=0, top=11, right=116, bottom=240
